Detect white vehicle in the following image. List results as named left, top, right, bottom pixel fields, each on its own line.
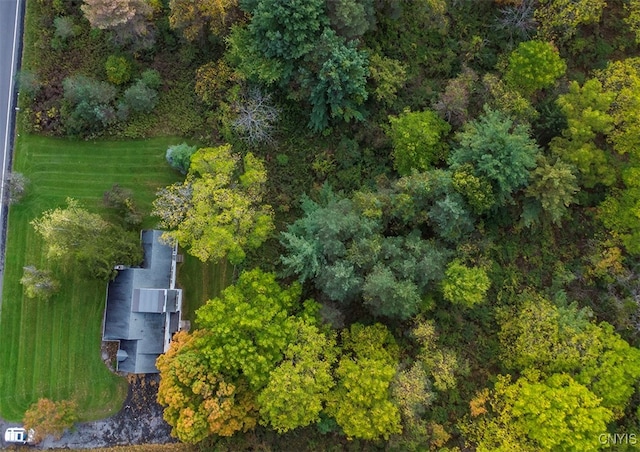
left=4, top=427, right=34, bottom=444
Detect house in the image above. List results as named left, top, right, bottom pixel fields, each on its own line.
left=102, top=230, right=183, bottom=374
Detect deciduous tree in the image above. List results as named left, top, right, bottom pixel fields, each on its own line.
left=482, top=73, right=538, bottom=123
left=413, top=320, right=467, bottom=392
left=231, top=88, right=279, bottom=145
left=523, top=156, right=578, bottom=226
left=53, top=16, right=78, bottom=41
left=82, top=0, right=141, bottom=29
left=451, top=164, right=494, bottom=214
left=433, top=67, right=477, bottom=126
left=463, top=373, right=613, bottom=452
left=105, top=55, right=131, bottom=85
left=441, top=260, right=490, bottom=307
left=23, top=399, right=78, bottom=443
left=153, top=145, right=274, bottom=264
left=625, top=0, right=640, bottom=43
left=4, top=171, right=29, bottom=205
left=195, top=269, right=301, bottom=389
left=16, top=70, right=41, bottom=98
left=368, top=53, right=407, bottom=106
left=504, top=40, right=566, bottom=96
left=391, top=362, right=435, bottom=423
left=123, top=79, right=158, bottom=114
left=550, top=79, right=616, bottom=188
left=194, top=60, right=239, bottom=107
left=326, top=323, right=402, bottom=440
left=258, top=321, right=338, bottom=432
left=156, top=330, right=258, bottom=443
left=598, top=177, right=640, bottom=255
left=20, top=266, right=60, bottom=300
left=63, top=75, right=116, bottom=106
left=225, top=25, right=285, bottom=85
left=169, top=0, right=240, bottom=40
left=495, top=0, right=536, bottom=41
left=102, top=184, right=143, bottom=229
left=31, top=198, right=142, bottom=280
left=535, top=0, right=606, bottom=42
left=165, top=143, right=196, bottom=174
left=388, top=109, right=451, bottom=175
left=81, top=0, right=155, bottom=48
left=158, top=270, right=319, bottom=442
left=597, top=57, right=640, bottom=160
left=140, top=69, right=162, bottom=89
left=62, top=75, right=117, bottom=136
left=498, top=296, right=640, bottom=416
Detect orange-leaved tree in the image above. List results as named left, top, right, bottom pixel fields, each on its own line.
left=23, top=398, right=78, bottom=443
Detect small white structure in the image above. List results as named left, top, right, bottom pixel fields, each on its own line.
left=4, top=427, right=34, bottom=444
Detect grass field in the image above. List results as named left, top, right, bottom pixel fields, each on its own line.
left=177, top=256, right=235, bottom=324
left=0, top=135, right=229, bottom=422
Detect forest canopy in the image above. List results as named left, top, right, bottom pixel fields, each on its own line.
left=17, top=0, right=640, bottom=449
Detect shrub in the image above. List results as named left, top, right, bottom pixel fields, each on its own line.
left=165, top=143, right=197, bottom=174
left=53, top=16, right=77, bottom=40
left=16, top=70, right=41, bottom=98
left=4, top=172, right=29, bottom=205
left=123, top=80, right=158, bottom=113
left=62, top=75, right=117, bottom=106
left=64, top=101, right=117, bottom=136
left=105, top=55, right=131, bottom=85
left=103, top=184, right=143, bottom=229
left=140, top=69, right=162, bottom=90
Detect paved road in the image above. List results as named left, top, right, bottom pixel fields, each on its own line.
left=0, top=0, right=22, bottom=319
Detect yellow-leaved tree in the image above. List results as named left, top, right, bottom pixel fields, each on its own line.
left=152, top=145, right=274, bottom=264
left=169, top=0, right=240, bottom=40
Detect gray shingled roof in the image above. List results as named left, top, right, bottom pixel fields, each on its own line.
left=103, top=230, right=182, bottom=374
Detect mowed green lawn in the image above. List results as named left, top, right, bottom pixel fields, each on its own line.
left=178, top=255, right=234, bottom=324
left=0, top=135, right=186, bottom=421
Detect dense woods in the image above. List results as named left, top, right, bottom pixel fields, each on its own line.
left=15, top=0, right=640, bottom=449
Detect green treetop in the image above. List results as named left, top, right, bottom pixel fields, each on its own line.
left=388, top=109, right=451, bottom=176
left=449, top=108, right=540, bottom=208
left=326, top=323, right=402, bottom=440
left=505, top=40, right=566, bottom=97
